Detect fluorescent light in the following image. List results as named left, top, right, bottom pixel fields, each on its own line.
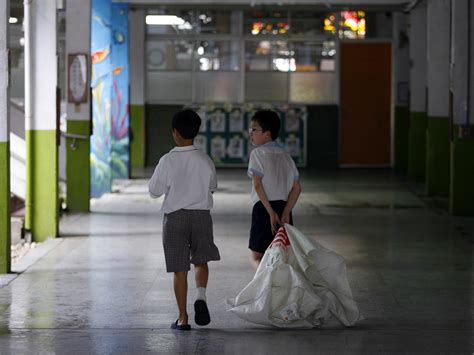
left=9, top=17, right=18, bottom=24
left=146, top=15, right=185, bottom=26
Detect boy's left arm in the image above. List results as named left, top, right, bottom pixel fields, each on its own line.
left=148, top=157, right=169, bottom=198
left=209, top=160, right=217, bottom=192
left=282, top=180, right=302, bottom=224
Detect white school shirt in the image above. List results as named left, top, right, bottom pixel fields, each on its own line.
left=247, top=141, right=299, bottom=205
left=148, top=145, right=217, bottom=214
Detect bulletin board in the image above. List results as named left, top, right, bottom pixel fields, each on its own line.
left=193, top=104, right=307, bottom=167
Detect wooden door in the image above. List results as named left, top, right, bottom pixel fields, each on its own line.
left=340, top=42, right=391, bottom=166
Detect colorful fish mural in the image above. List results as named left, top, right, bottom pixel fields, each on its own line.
left=91, top=48, right=110, bottom=64
left=91, top=0, right=129, bottom=197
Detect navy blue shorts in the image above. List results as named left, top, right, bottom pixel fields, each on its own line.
left=249, top=200, right=293, bottom=254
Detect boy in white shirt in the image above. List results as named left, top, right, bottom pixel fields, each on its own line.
left=149, top=109, right=220, bottom=331
left=247, top=110, right=302, bottom=270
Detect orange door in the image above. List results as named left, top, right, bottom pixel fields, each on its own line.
left=340, top=42, right=391, bottom=166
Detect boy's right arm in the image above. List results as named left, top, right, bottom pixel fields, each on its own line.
left=148, top=157, right=169, bottom=198
left=282, top=180, right=301, bottom=224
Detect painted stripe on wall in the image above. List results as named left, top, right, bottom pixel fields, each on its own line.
left=0, top=141, right=11, bottom=273
left=66, top=120, right=90, bottom=212
left=450, top=127, right=474, bottom=215
left=25, top=130, right=58, bottom=241
left=394, top=106, right=409, bottom=173
left=426, top=117, right=450, bottom=196
left=407, top=112, right=428, bottom=181
left=130, top=104, right=145, bottom=168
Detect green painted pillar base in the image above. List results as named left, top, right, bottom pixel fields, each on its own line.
left=0, top=142, right=11, bottom=273
left=66, top=120, right=90, bottom=212
left=394, top=105, right=410, bottom=173
left=130, top=104, right=145, bottom=169
left=426, top=117, right=450, bottom=196
left=26, top=130, right=59, bottom=242
left=450, top=127, right=474, bottom=216
left=407, top=112, right=428, bottom=181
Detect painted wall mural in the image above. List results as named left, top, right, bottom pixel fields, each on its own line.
left=110, top=4, right=130, bottom=180
left=91, top=0, right=129, bottom=198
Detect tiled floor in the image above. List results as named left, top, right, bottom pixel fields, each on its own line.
left=0, top=169, right=472, bottom=354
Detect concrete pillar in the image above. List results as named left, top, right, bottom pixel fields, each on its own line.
left=393, top=12, right=410, bottom=173
left=129, top=8, right=145, bottom=170
left=426, top=0, right=451, bottom=196
left=65, top=0, right=91, bottom=212
left=24, top=0, right=59, bottom=241
left=407, top=4, right=428, bottom=181
left=0, top=0, right=11, bottom=273
left=450, top=0, right=474, bottom=215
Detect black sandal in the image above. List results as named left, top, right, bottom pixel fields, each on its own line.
left=171, top=319, right=191, bottom=331
left=194, top=300, right=211, bottom=326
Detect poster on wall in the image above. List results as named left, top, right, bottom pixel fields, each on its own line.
left=209, top=111, right=226, bottom=132
left=285, top=109, right=300, bottom=132
left=211, top=135, right=227, bottom=160
left=285, top=135, right=300, bottom=157
left=197, top=109, right=207, bottom=132
left=229, top=109, right=244, bottom=132
left=227, top=136, right=244, bottom=158
left=192, top=104, right=306, bottom=167
left=194, top=135, right=207, bottom=153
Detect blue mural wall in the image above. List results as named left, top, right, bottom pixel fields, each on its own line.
left=110, top=4, right=130, bottom=180
left=91, top=0, right=129, bottom=198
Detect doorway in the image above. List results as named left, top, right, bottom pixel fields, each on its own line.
left=340, top=42, right=392, bottom=166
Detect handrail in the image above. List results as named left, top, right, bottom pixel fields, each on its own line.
left=10, top=99, right=25, bottom=113
left=60, top=131, right=89, bottom=151
left=60, top=131, right=89, bottom=140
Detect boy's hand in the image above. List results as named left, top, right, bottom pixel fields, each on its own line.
left=270, top=211, right=282, bottom=235
left=281, top=211, right=291, bottom=225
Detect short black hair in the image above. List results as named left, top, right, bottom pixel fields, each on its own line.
left=251, top=110, right=280, bottom=140
left=172, top=109, right=201, bottom=139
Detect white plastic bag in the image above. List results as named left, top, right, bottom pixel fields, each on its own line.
left=227, top=224, right=361, bottom=328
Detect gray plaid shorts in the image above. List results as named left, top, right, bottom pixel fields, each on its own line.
left=162, top=209, right=220, bottom=272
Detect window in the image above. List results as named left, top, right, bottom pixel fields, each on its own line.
left=195, top=10, right=240, bottom=34
left=195, top=41, right=240, bottom=71
left=146, top=9, right=195, bottom=35
left=147, top=40, right=193, bottom=71
left=291, top=11, right=335, bottom=36
left=339, top=11, right=366, bottom=39
left=245, top=40, right=293, bottom=72
left=244, top=10, right=289, bottom=35
left=292, top=40, right=336, bottom=72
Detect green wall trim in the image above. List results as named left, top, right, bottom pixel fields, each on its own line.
left=0, top=142, right=11, bottom=273
left=426, top=116, right=450, bottom=196
left=67, top=120, right=90, bottom=212
left=450, top=126, right=474, bottom=216
left=25, top=130, right=58, bottom=242
left=407, top=112, right=428, bottom=181
left=130, top=105, right=145, bottom=169
left=394, top=106, right=410, bottom=173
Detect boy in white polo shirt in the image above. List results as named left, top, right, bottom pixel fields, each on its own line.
left=247, top=110, right=302, bottom=270
left=149, top=109, right=220, bottom=331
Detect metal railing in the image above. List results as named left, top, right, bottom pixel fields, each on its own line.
left=10, top=98, right=90, bottom=150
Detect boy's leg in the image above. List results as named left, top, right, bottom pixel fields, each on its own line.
left=250, top=251, right=263, bottom=270
left=194, top=263, right=208, bottom=289
left=174, top=271, right=188, bottom=325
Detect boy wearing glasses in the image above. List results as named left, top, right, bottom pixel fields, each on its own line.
left=247, top=110, right=302, bottom=270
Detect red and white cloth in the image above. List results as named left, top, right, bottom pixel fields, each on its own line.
left=228, top=224, right=361, bottom=328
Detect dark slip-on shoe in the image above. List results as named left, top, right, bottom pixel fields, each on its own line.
left=194, top=300, right=211, bottom=326
left=171, top=319, right=191, bottom=331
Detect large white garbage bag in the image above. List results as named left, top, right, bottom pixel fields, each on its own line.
left=227, top=224, right=361, bottom=328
